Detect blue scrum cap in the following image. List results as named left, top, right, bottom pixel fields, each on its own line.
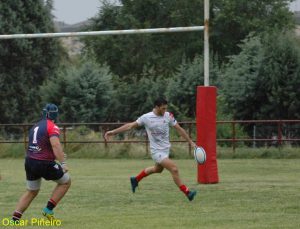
left=43, top=103, right=58, bottom=121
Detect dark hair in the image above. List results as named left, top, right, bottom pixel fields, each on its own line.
left=154, top=97, right=168, bottom=107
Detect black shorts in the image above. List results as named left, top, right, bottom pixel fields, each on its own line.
left=25, top=157, right=64, bottom=181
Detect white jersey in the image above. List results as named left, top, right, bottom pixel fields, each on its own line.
left=136, top=111, right=177, bottom=151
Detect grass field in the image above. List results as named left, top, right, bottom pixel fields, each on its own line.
left=0, top=159, right=300, bottom=229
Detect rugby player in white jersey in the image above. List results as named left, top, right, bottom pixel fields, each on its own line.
left=104, top=98, right=197, bottom=201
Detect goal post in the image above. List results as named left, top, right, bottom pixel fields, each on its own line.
left=0, top=26, right=204, bottom=39
left=196, top=0, right=219, bottom=184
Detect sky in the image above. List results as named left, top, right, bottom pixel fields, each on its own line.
left=290, top=0, right=300, bottom=11
left=52, top=0, right=103, bottom=24
left=52, top=0, right=300, bottom=25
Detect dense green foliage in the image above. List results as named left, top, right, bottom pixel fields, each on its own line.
left=41, top=60, right=114, bottom=122
left=0, top=0, right=65, bottom=123
left=76, top=0, right=298, bottom=124
left=166, top=56, right=221, bottom=119
left=211, top=0, right=295, bottom=59
left=222, top=31, right=300, bottom=121
left=0, top=0, right=299, bottom=129
left=110, top=73, right=168, bottom=121
left=83, top=0, right=294, bottom=79
left=83, top=0, right=204, bottom=78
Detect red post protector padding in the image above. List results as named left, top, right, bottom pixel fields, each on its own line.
left=196, top=86, right=219, bottom=184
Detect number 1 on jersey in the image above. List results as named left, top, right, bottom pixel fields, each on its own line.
left=33, top=126, right=39, bottom=144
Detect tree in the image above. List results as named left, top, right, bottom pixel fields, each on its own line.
left=41, top=60, right=115, bottom=123
left=83, top=0, right=204, bottom=78
left=259, top=32, right=300, bottom=119
left=166, top=56, right=220, bottom=120
left=0, top=0, right=65, bottom=123
left=83, top=0, right=295, bottom=79
left=109, top=68, right=169, bottom=121
left=211, top=0, right=295, bottom=59
left=222, top=31, right=300, bottom=121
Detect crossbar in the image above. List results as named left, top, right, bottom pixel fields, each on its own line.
left=0, top=26, right=204, bottom=40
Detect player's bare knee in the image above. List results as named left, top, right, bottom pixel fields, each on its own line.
left=154, top=168, right=163, bottom=173
left=170, top=166, right=179, bottom=175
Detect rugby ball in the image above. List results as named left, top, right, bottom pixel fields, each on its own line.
left=194, top=146, right=206, bottom=164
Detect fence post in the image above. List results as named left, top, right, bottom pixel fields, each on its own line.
left=232, top=122, right=236, bottom=153
left=253, top=124, right=256, bottom=148
left=188, top=123, right=192, bottom=156
left=103, top=126, right=108, bottom=149
left=278, top=121, right=282, bottom=146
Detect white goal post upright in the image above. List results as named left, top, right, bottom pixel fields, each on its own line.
left=204, top=0, right=210, bottom=87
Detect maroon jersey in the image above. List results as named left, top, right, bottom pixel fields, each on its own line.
left=26, top=119, right=60, bottom=161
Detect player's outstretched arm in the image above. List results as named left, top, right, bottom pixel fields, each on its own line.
left=104, top=121, right=139, bottom=141
left=173, top=123, right=196, bottom=148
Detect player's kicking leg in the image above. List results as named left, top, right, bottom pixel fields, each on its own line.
left=160, top=158, right=197, bottom=201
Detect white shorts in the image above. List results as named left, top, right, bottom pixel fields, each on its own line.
left=150, top=149, right=170, bottom=164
